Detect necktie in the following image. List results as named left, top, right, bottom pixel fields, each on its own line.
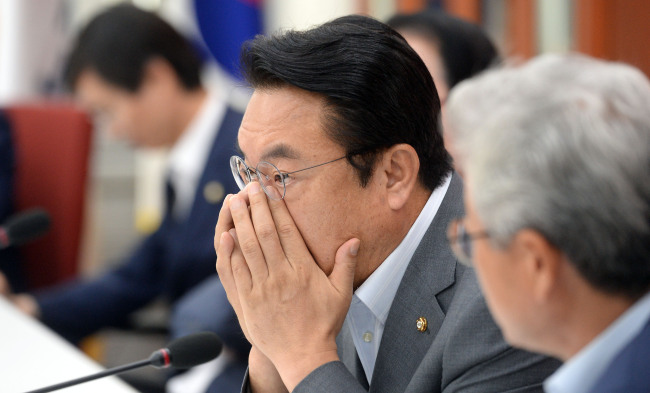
left=165, top=177, right=176, bottom=218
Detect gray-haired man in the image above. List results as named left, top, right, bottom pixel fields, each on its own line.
left=445, top=54, right=650, bottom=393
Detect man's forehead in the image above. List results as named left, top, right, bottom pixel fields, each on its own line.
left=236, top=140, right=302, bottom=162
left=237, top=86, right=336, bottom=162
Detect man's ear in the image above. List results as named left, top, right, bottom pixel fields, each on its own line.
left=512, top=229, right=563, bottom=304
left=379, top=143, right=420, bottom=211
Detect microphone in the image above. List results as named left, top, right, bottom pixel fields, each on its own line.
left=0, top=208, right=51, bottom=249
left=24, top=332, right=223, bottom=393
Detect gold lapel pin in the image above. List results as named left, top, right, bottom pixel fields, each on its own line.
left=204, top=181, right=225, bottom=204
left=416, top=317, right=428, bottom=333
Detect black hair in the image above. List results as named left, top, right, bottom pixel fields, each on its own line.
left=64, top=4, right=202, bottom=92
left=387, top=9, right=500, bottom=89
left=241, top=14, right=451, bottom=191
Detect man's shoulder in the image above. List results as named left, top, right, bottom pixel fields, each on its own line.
left=410, top=262, right=559, bottom=392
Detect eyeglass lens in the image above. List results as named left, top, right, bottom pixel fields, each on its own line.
left=449, top=219, right=473, bottom=266
left=230, top=156, right=286, bottom=200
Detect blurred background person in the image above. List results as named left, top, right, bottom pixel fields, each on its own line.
left=446, top=53, right=650, bottom=393
left=387, top=9, right=499, bottom=169
left=0, top=4, right=249, bottom=392
left=387, top=9, right=499, bottom=107
left=0, top=111, right=26, bottom=293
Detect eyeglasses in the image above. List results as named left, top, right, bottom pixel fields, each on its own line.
left=447, top=218, right=490, bottom=266
left=230, top=155, right=347, bottom=200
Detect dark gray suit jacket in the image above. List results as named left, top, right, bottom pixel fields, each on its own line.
left=292, top=174, right=561, bottom=392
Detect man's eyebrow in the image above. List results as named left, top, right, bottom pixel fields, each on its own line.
left=260, top=144, right=301, bottom=162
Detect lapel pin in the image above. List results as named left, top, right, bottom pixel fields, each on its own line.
left=416, top=317, right=428, bottom=333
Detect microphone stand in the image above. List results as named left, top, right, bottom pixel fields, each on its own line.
left=22, top=332, right=220, bottom=393
left=23, top=349, right=169, bottom=393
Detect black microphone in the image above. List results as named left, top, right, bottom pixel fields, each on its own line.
left=0, top=208, right=51, bottom=249
left=24, top=332, right=223, bottom=393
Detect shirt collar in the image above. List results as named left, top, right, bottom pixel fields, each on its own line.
left=355, top=174, right=452, bottom=323
left=544, top=291, right=650, bottom=393
left=167, top=89, right=227, bottom=183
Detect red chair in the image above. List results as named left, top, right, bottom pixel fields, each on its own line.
left=6, top=103, right=92, bottom=289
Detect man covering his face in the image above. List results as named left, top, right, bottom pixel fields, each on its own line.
left=215, top=15, right=560, bottom=393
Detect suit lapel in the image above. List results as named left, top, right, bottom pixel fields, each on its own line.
left=185, top=106, right=242, bottom=233
left=370, top=174, right=464, bottom=392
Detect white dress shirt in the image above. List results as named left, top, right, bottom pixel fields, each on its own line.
left=544, top=291, right=650, bottom=393
left=347, top=174, right=452, bottom=382
left=166, top=90, right=237, bottom=393
left=166, top=90, right=226, bottom=221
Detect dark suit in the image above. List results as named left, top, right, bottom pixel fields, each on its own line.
left=34, top=107, right=245, bottom=350
left=0, top=110, right=26, bottom=292
left=291, top=174, right=561, bottom=392
left=171, top=275, right=250, bottom=392
left=588, top=315, right=650, bottom=393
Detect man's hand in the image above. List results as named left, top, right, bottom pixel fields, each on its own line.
left=0, top=272, right=40, bottom=317
left=248, top=346, right=289, bottom=393
left=0, top=272, right=10, bottom=296
left=215, top=191, right=252, bottom=341
left=216, top=191, right=287, bottom=393
left=216, top=182, right=360, bottom=391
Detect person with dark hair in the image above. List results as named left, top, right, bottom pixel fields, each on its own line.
left=214, top=15, right=559, bottom=392
left=446, top=54, right=650, bottom=393
left=0, top=5, right=248, bottom=392
left=387, top=9, right=499, bottom=167
left=387, top=9, right=499, bottom=105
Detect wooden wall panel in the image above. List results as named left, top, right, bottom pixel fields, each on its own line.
left=575, top=0, right=650, bottom=76
left=397, top=0, right=428, bottom=13
left=444, top=0, right=481, bottom=23
left=506, top=0, right=536, bottom=58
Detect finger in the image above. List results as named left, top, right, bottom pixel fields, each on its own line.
left=215, top=191, right=252, bottom=251
left=0, top=272, right=11, bottom=297
left=329, top=238, right=360, bottom=295
left=247, top=182, right=290, bottom=272
left=216, top=231, right=252, bottom=341
left=216, top=231, right=243, bottom=302
left=229, top=192, right=270, bottom=281
left=265, top=195, right=313, bottom=269
left=228, top=229, right=254, bottom=293
left=214, top=194, right=235, bottom=252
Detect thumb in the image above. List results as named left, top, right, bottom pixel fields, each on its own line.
left=329, top=238, right=360, bottom=295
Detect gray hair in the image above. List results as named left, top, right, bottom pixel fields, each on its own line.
left=446, top=53, right=650, bottom=298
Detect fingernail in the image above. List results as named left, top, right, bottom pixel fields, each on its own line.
left=350, top=240, right=360, bottom=256
left=229, top=228, right=238, bottom=242
left=248, top=182, right=261, bottom=195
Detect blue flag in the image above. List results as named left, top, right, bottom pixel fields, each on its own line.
left=194, top=0, right=263, bottom=79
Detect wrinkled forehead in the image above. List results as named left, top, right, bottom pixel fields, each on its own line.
left=235, top=140, right=302, bottom=164
left=237, top=86, right=341, bottom=164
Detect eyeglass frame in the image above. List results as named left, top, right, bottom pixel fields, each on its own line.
left=447, top=218, right=490, bottom=266
left=230, top=155, right=348, bottom=200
